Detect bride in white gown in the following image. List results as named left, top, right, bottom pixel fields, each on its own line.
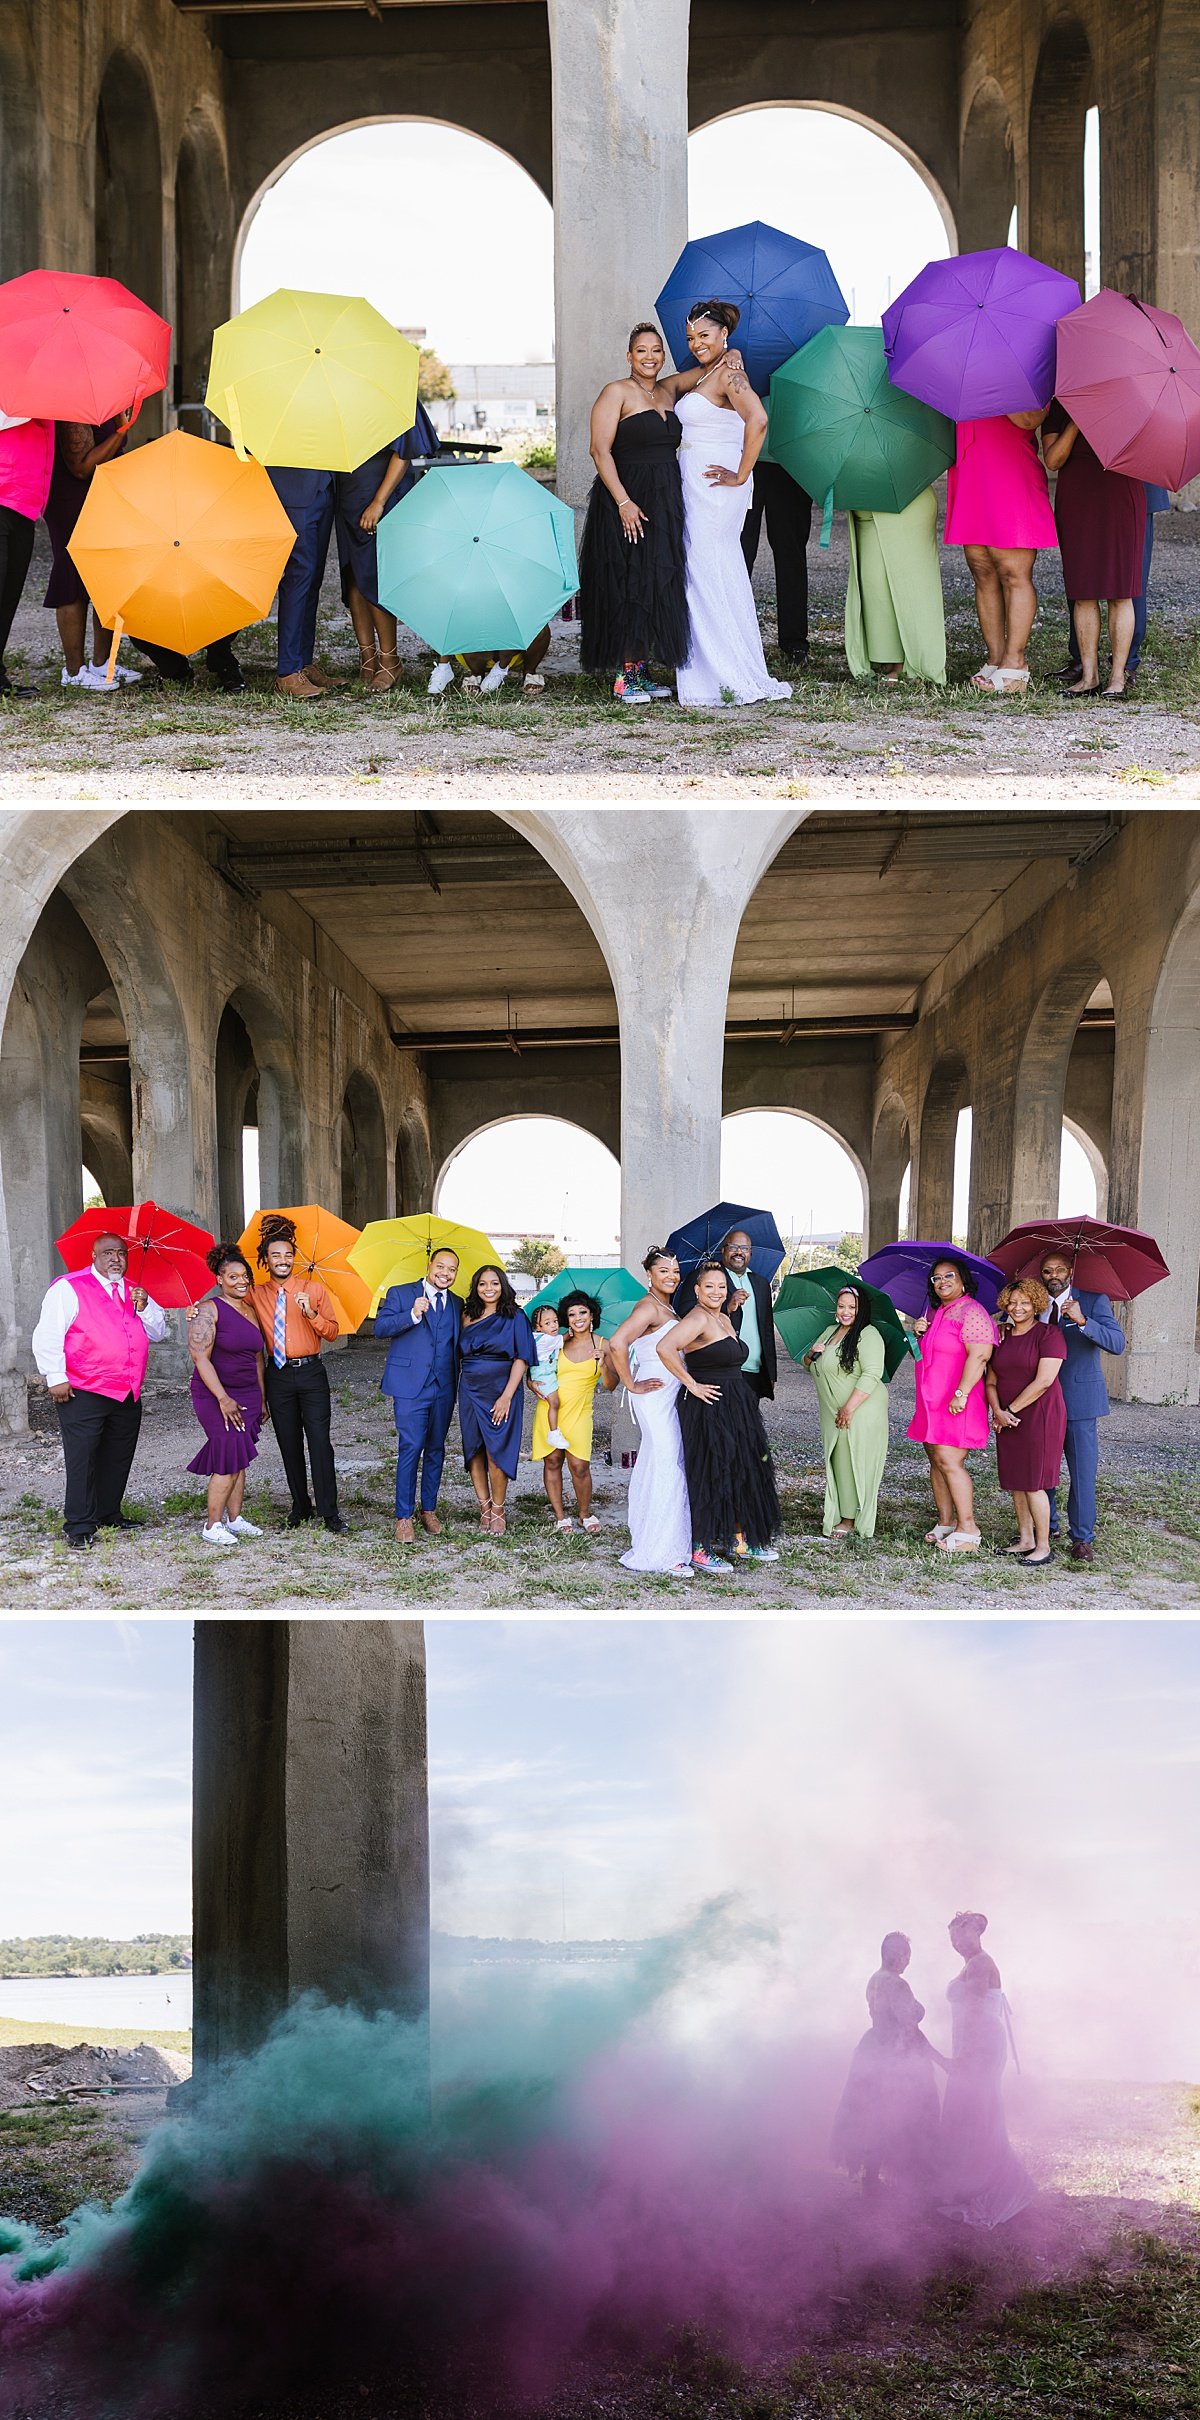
left=670, top=302, right=793, bottom=708
left=608, top=1248, right=694, bottom=1576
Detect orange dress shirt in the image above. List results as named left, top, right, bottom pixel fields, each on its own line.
left=251, top=1275, right=339, bottom=1360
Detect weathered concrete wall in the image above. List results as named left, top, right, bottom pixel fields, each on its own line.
left=192, top=1619, right=429, bottom=2068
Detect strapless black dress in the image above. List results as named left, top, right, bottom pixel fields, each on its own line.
left=579, top=408, right=690, bottom=674
left=676, top=1335, right=780, bottom=1552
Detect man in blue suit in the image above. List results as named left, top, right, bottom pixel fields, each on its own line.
left=1039, top=1250, right=1126, bottom=1562
left=268, top=465, right=345, bottom=702
left=375, top=1246, right=462, bottom=1544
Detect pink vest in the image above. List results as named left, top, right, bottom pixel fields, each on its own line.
left=0, top=419, right=54, bottom=520
left=63, top=1271, right=150, bottom=1402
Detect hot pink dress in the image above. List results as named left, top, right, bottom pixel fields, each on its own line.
left=944, top=416, right=1057, bottom=550
left=907, top=1297, right=998, bottom=1451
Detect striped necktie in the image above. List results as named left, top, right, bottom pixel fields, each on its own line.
left=272, top=1285, right=288, bottom=1368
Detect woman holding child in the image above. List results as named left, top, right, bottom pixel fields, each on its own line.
left=528, top=1291, right=617, bottom=1533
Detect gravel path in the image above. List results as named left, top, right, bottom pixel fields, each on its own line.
left=2, top=1342, right=1195, bottom=1610
left=2, top=512, right=1198, bottom=799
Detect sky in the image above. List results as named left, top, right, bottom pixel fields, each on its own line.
left=238, top=109, right=952, bottom=363
left=2, top=1619, right=1197, bottom=2076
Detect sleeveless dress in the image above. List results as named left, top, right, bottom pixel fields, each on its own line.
left=675, top=390, right=793, bottom=706
left=939, top=1978, right=1034, bottom=2227
left=531, top=1342, right=603, bottom=1462
left=620, top=1321, right=693, bottom=1573
left=831, top=1967, right=941, bottom=2182
left=187, top=1297, right=264, bottom=1477
left=458, top=1308, right=536, bottom=1479
left=579, top=409, right=690, bottom=673
left=943, top=416, right=1057, bottom=551
left=907, top=1298, right=998, bottom=1452
left=676, top=1333, right=781, bottom=1551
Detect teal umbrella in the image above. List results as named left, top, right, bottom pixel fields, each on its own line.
left=768, top=326, right=954, bottom=537
left=774, top=1267, right=919, bottom=1383
left=377, top=462, right=577, bottom=655
left=523, top=1265, right=645, bottom=1338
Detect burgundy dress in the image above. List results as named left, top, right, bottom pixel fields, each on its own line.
left=991, top=1323, right=1067, bottom=1492
left=187, top=1298, right=265, bottom=1477
left=1044, top=402, right=1146, bottom=601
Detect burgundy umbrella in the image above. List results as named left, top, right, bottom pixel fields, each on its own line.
left=883, top=246, right=1080, bottom=420
left=1055, top=289, right=1200, bottom=491
left=991, top=1216, right=1169, bottom=1302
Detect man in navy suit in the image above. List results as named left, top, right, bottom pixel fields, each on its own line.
left=267, top=465, right=345, bottom=701
left=375, top=1246, right=462, bottom=1543
left=1039, top=1250, right=1126, bottom=1562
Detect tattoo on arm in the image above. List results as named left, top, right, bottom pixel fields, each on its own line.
left=188, top=1302, right=217, bottom=1356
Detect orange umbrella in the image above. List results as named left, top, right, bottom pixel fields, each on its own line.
left=238, top=1205, right=373, bottom=1336
left=67, top=427, right=295, bottom=682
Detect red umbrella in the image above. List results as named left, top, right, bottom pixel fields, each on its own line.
left=0, top=270, right=170, bottom=427
left=1055, top=289, right=1200, bottom=490
left=991, top=1216, right=1169, bottom=1302
left=55, top=1201, right=216, bottom=1308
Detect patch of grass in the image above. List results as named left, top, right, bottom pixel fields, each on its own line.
left=0, top=2018, right=189, bottom=2054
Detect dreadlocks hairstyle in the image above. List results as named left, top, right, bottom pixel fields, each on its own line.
left=255, top=1212, right=298, bottom=1269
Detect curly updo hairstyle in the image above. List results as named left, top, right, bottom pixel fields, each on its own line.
left=206, top=1242, right=253, bottom=1280
left=685, top=298, right=741, bottom=335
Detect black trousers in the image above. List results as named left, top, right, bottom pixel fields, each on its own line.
left=740, top=462, right=814, bottom=656
left=134, top=636, right=241, bottom=684
left=263, top=1356, right=339, bottom=1521
left=0, top=505, right=36, bottom=682
left=55, top=1387, right=142, bottom=1539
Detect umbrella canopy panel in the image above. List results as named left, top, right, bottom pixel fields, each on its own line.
left=68, top=430, right=296, bottom=656
left=769, top=325, right=954, bottom=512
left=1056, top=290, right=1200, bottom=490
left=207, top=288, right=419, bottom=472
left=883, top=246, right=1080, bottom=419
left=656, top=220, right=848, bottom=394
left=0, top=269, right=170, bottom=424
left=378, top=463, right=578, bottom=656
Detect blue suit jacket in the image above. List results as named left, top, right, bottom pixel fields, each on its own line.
left=1047, top=1290, right=1125, bottom=1419
left=375, top=1280, right=461, bottom=1401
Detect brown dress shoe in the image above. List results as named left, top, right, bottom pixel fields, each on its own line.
left=394, top=1516, right=415, bottom=1544
left=419, top=1509, right=443, bottom=1535
left=302, top=661, right=347, bottom=689
left=275, top=670, right=325, bottom=701
left=1070, top=1540, right=1095, bottom=1562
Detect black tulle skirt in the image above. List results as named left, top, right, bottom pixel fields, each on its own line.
left=579, top=407, right=690, bottom=673
left=677, top=1339, right=780, bottom=1551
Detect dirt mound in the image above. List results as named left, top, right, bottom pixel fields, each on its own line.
left=0, top=2039, right=186, bottom=2108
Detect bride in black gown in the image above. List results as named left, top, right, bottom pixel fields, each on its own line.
left=658, top=1259, right=781, bottom=1573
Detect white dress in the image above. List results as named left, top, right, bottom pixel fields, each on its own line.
left=619, top=1321, right=693, bottom=1573
left=938, top=1981, right=1034, bottom=2227
left=675, top=389, right=793, bottom=708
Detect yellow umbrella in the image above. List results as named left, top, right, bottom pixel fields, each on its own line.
left=206, top=288, right=419, bottom=471
left=238, top=1204, right=373, bottom=1335
left=348, top=1216, right=501, bottom=1313
left=67, top=430, right=295, bottom=679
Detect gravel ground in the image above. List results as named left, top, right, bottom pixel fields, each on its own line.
left=1, top=1341, right=1195, bottom=1611
left=2, top=512, right=1198, bottom=799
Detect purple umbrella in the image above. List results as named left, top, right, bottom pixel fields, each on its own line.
left=857, top=1240, right=1005, bottom=1319
left=883, top=247, right=1081, bottom=420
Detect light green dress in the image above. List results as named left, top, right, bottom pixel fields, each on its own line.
left=811, top=1322, right=889, bottom=1539
left=845, top=485, right=946, bottom=685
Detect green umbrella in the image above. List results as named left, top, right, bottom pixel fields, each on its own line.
left=768, top=325, right=954, bottom=522
left=774, top=1267, right=919, bottom=1383
left=523, top=1265, right=645, bottom=1338
left=377, top=461, right=578, bottom=656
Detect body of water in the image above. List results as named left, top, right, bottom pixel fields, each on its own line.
left=0, top=1973, right=192, bottom=2031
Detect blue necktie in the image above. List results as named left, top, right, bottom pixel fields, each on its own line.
left=273, top=1286, right=287, bottom=1369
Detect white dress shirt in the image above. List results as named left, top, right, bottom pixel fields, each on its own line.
left=410, top=1276, right=450, bottom=1325
left=31, top=1271, right=168, bottom=1387
left=1039, top=1285, right=1072, bottom=1326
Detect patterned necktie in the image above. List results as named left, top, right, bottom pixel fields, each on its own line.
left=272, top=1285, right=288, bottom=1369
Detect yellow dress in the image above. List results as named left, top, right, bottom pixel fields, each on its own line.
left=531, top=1343, right=603, bottom=1461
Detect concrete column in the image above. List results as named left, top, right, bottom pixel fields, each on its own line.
left=867, top=1096, right=910, bottom=1259
left=1111, top=1014, right=1200, bottom=1407
left=547, top=0, right=690, bottom=509
left=192, top=1620, right=429, bottom=2069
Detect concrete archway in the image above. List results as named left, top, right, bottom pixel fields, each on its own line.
left=1028, top=14, right=1094, bottom=285
left=689, top=101, right=956, bottom=258
left=959, top=75, right=1015, bottom=254
left=0, top=3, right=40, bottom=282
left=1119, top=891, right=1200, bottom=1400
left=868, top=1089, right=912, bottom=1256
left=1062, top=1115, right=1106, bottom=1218
left=395, top=1104, right=433, bottom=1221
left=94, top=48, right=165, bottom=436
left=213, top=982, right=306, bottom=1229
left=1009, top=964, right=1107, bottom=1227
left=720, top=1107, right=868, bottom=1250
left=174, top=112, right=233, bottom=421
left=341, top=1070, right=388, bottom=1230
left=914, top=1053, right=970, bottom=1241
left=433, top=1115, right=621, bottom=1253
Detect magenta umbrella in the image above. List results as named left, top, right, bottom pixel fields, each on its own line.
left=1055, top=290, right=1200, bottom=490
left=883, top=247, right=1080, bottom=419
left=991, top=1216, right=1169, bottom=1302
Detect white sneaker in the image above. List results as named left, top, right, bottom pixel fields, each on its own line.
left=79, top=662, right=140, bottom=691
left=201, top=1522, right=237, bottom=1547
left=61, top=666, right=88, bottom=687
left=225, top=1514, right=262, bottom=1537
left=546, top=1426, right=571, bottom=1452
left=479, top=660, right=508, bottom=694
left=427, top=660, right=455, bottom=695
left=112, top=664, right=142, bottom=685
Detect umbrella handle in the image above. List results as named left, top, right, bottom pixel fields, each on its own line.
left=224, top=388, right=249, bottom=462
left=104, top=613, right=124, bottom=687
left=820, top=487, right=834, bottom=550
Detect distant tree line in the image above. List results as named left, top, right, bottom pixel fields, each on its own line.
left=0, top=1935, right=192, bottom=1977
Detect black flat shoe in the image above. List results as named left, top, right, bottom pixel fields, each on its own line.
left=1018, top=1550, right=1053, bottom=1567
left=324, top=1516, right=349, bottom=1535
left=287, top=1507, right=316, bottom=1528
left=67, top=1533, right=95, bottom=1550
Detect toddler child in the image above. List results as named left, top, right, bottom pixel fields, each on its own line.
left=529, top=1304, right=570, bottom=1451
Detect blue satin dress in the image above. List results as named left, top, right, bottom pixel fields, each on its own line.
left=458, top=1308, right=536, bottom=1477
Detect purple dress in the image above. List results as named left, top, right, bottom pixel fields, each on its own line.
left=187, top=1298, right=265, bottom=1476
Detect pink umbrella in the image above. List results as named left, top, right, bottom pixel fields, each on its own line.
left=1055, top=290, right=1200, bottom=490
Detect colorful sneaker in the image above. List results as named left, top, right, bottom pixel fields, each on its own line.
left=692, top=1547, right=733, bottom=1575
left=635, top=673, right=672, bottom=699
left=613, top=671, right=652, bottom=705
left=743, top=1545, right=780, bottom=1564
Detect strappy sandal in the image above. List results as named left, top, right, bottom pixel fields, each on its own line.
left=478, top=1503, right=494, bottom=1533
left=372, top=647, right=402, bottom=693
left=580, top=1515, right=601, bottom=1533
left=357, top=649, right=378, bottom=687
left=554, top=1516, right=573, bottom=1534
left=491, top=1504, right=507, bottom=1538
left=924, top=1522, right=954, bottom=1545
left=935, top=1530, right=981, bottom=1554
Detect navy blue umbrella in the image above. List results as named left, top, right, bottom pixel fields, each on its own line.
left=655, top=221, right=849, bottom=395
left=665, top=1202, right=786, bottom=1281
left=858, top=1240, right=1005, bottom=1319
